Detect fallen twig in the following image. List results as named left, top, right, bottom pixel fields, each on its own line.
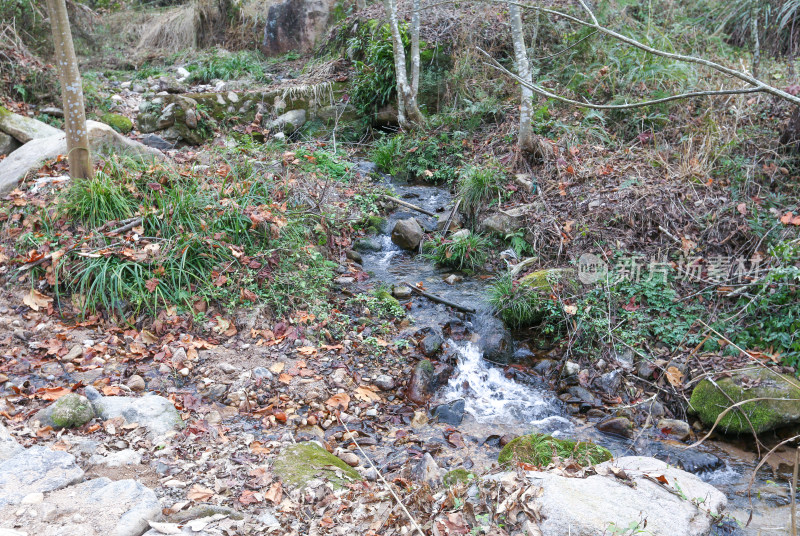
left=337, top=416, right=425, bottom=536
left=106, top=217, right=143, bottom=236
left=402, top=281, right=476, bottom=313
left=382, top=194, right=437, bottom=217
left=508, top=256, right=538, bottom=279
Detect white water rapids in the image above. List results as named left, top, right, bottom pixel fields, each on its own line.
left=439, top=342, right=570, bottom=431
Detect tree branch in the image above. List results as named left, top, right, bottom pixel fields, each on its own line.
left=493, top=0, right=800, bottom=107
left=477, top=47, right=764, bottom=110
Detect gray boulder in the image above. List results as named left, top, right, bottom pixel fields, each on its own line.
left=0, top=107, right=61, bottom=143
left=0, top=423, right=22, bottom=462
left=508, top=456, right=726, bottom=536
left=391, top=217, right=424, bottom=250
left=0, top=446, right=83, bottom=508
left=262, top=0, right=331, bottom=56
left=86, top=386, right=183, bottom=438
left=0, top=131, right=20, bottom=156
left=473, top=315, right=514, bottom=364
left=0, top=477, right=161, bottom=536
left=266, top=109, right=307, bottom=135
left=0, top=121, right=165, bottom=196
left=33, top=393, right=95, bottom=429
left=410, top=452, right=442, bottom=488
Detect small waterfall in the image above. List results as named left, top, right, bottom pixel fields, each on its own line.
left=440, top=342, right=568, bottom=429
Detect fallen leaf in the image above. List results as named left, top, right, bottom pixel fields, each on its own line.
left=23, top=289, right=52, bottom=311
left=665, top=366, right=684, bottom=387
left=238, top=489, right=262, bottom=505
left=269, top=362, right=285, bottom=374
left=187, top=484, right=214, bottom=502
left=264, top=481, right=282, bottom=504
left=39, top=386, right=71, bottom=401
left=736, top=202, right=747, bottom=215
left=325, top=392, right=350, bottom=411
left=354, top=385, right=381, bottom=403
left=278, top=373, right=292, bottom=384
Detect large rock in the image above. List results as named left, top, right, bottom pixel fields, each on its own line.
left=0, top=106, right=61, bottom=143
left=473, top=315, right=514, bottom=364
left=0, top=477, right=162, bottom=536
left=86, top=386, right=183, bottom=438
left=0, top=121, right=165, bottom=196
left=265, top=109, right=307, bottom=135
left=689, top=368, right=800, bottom=434
left=0, top=424, right=22, bottom=462
left=500, top=456, right=726, bottom=536
left=0, top=446, right=84, bottom=508
left=33, top=393, right=95, bottom=429
left=262, top=0, right=332, bottom=56
left=273, top=442, right=361, bottom=489
left=0, top=131, right=20, bottom=156
left=406, top=359, right=435, bottom=405
left=391, top=217, right=424, bottom=250
left=479, top=203, right=539, bottom=235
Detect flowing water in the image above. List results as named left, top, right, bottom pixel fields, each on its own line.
left=359, top=167, right=793, bottom=535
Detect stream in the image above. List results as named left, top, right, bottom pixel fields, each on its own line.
left=359, top=166, right=793, bottom=536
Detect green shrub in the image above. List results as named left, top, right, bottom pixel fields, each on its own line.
left=349, top=21, right=404, bottom=116
left=187, top=49, right=270, bottom=83
left=371, top=130, right=464, bottom=183
left=489, top=275, right=556, bottom=329
left=370, top=135, right=404, bottom=176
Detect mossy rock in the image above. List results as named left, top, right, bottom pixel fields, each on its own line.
left=273, top=442, right=361, bottom=489
left=34, top=393, right=95, bottom=429
left=689, top=368, right=800, bottom=434
left=365, top=215, right=386, bottom=233
left=498, top=433, right=612, bottom=468
left=375, top=289, right=400, bottom=309
left=443, top=468, right=476, bottom=486
left=519, top=268, right=576, bottom=292
left=100, top=113, right=133, bottom=134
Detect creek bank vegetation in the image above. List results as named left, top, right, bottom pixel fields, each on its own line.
left=1, top=0, right=800, bottom=534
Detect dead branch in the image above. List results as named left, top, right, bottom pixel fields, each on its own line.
left=381, top=194, right=437, bottom=217
left=478, top=48, right=765, bottom=110
left=402, top=281, right=476, bottom=313
left=494, top=0, right=800, bottom=107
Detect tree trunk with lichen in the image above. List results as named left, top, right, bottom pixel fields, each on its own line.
left=46, top=0, right=92, bottom=179
left=509, top=2, right=537, bottom=156
left=383, top=0, right=424, bottom=130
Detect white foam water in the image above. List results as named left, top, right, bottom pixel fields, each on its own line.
left=440, top=342, right=564, bottom=424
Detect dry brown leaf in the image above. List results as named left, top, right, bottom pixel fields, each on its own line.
left=325, top=392, right=350, bottom=411
left=187, top=484, right=214, bottom=502
left=23, top=289, right=52, bottom=311
left=354, top=385, right=381, bottom=403
left=269, top=362, right=285, bottom=374
left=665, top=366, right=684, bottom=387
left=264, top=481, right=282, bottom=504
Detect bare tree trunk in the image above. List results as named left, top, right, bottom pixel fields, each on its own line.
left=410, top=0, right=421, bottom=96
left=46, top=0, right=92, bottom=179
left=751, top=6, right=761, bottom=78
left=383, top=0, right=424, bottom=129
left=509, top=2, right=536, bottom=155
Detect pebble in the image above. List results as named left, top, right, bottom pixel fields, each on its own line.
left=219, top=363, right=236, bottom=374
left=126, top=375, right=145, bottom=391
left=61, top=345, right=83, bottom=362
left=179, top=368, right=190, bottom=377
left=335, top=449, right=360, bottom=467
left=21, top=492, right=43, bottom=504
left=563, top=361, right=580, bottom=376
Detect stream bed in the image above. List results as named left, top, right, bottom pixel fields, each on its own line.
left=360, top=168, right=793, bottom=536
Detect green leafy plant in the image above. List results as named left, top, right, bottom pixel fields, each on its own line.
left=458, top=164, right=504, bottom=216
left=187, top=49, right=270, bottom=83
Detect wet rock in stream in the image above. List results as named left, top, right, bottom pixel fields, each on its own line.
left=391, top=217, right=424, bottom=250
left=472, top=316, right=514, bottom=364
left=432, top=399, right=465, bottom=426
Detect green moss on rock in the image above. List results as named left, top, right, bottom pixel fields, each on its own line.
left=443, top=468, right=476, bottom=486
left=273, top=442, right=361, bottom=489
left=498, top=433, right=612, bottom=468
left=689, top=368, right=800, bottom=434
left=100, top=113, right=133, bottom=134
left=44, top=393, right=95, bottom=429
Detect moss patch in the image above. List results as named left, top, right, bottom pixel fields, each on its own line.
left=498, top=433, right=612, bottom=468
left=273, top=442, right=361, bottom=489
left=100, top=113, right=133, bottom=134
left=443, top=468, right=476, bottom=486
left=689, top=368, right=800, bottom=434
left=49, top=393, right=95, bottom=429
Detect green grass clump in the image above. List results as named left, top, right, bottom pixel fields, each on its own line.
left=187, top=50, right=270, bottom=83
left=498, top=433, right=612, bottom=468
left=423, top=233, right=489, bottom=272
left=458, top=165, right=503, bottom=215
left=47, top=155, right=338, bottom=318
left=489, top=275, right=553, bottom=329
left=62, top=171, right=136, bottom=228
